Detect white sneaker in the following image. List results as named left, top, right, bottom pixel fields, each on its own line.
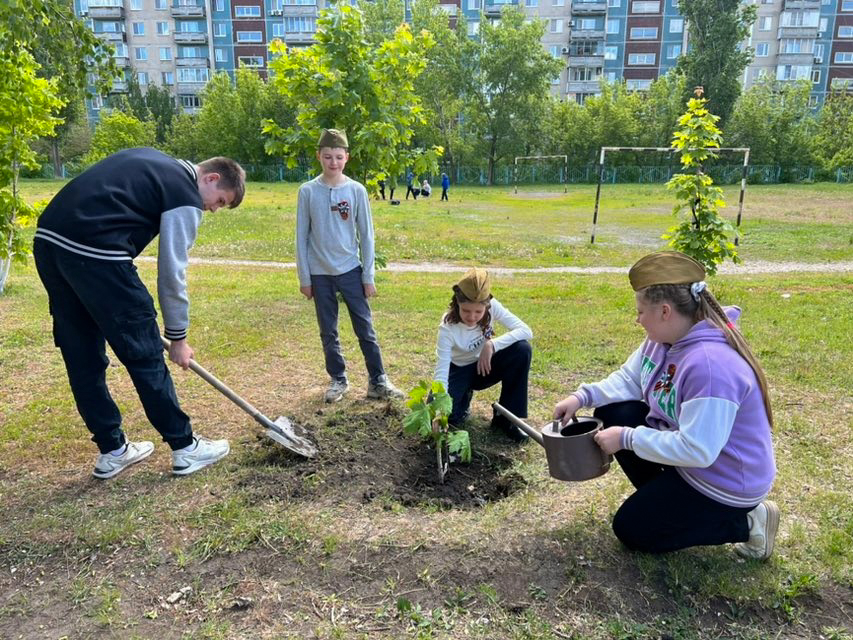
left=366, top=374, right=405, bottom=400
left=324, top=379, right=349, bottom=403
left=735, top=500, right=780, bottom=560
left=93, top=441, right=154, bottom=479
left=172, top=436, right=230, bottom=476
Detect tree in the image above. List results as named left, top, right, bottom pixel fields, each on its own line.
left=726, top=78, right=816, bottom=178
left=264, top=2, right=442, bottom=191
left=813, top=89, right=853, bottom=172
left=459, top=8, right=563, bottom=184
left=0, top=47, right=65, bottom=293
left=83, top=111, right=156, bottom=166
left=664, top=88, right=738, bottom=275
left=362, top=0, right=405, bottom=46
left=676, top=0, right=756, bottom=126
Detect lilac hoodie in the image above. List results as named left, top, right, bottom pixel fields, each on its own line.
left=573, top=307, right=775, bottom=507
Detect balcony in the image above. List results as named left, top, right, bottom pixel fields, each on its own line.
left=571, top=28, right=606, bottom=39
left=568, top=79, right=601, bottom=93
left=171, top=4, right=206, bottom=18
left=281, top=4, right=317, bottom=14
left=88, top=6, right=124, bottom=19
left=777, top=52, right=814, bottom=65
left=113, top=55, right=131, bottom=68
left=111, top=80, right=129, bottom=93
left=783, top=0, right=820, bottom=8
left=176, top=56, right=211, bottom=67
left=95, top=31, right=126, bottom=43
left=176, top=82, right=204, bottom=94
left=174, top=32, right=208, bottom=44
left=568, top=53, right=604, bottom=66
left=283, top=33, right=316, bottom=44
left=777, top=25, right=818, bottom=39
left=572, top=0, right=607, bottom=13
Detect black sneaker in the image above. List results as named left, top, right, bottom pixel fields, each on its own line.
left=491, top=414, right=529, bottom=444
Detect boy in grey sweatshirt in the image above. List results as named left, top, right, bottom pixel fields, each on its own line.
left=296, top=129, right=404, bottom=403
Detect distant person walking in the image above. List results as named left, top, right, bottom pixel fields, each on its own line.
left=405, top=170, right=418, bottom=200
left=441, top=172, right=450, bottom=201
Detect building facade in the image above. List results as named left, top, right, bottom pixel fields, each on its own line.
left=77, top=0, right=853, bottom=118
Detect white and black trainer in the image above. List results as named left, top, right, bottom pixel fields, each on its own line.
left=92, top=441, right=155, bottom=479
left=171, top=436, right=230, bottom=476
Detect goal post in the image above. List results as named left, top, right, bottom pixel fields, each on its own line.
left=513, top=155, right=569, bottom=194
left=590, top=146, right=751, bottom=245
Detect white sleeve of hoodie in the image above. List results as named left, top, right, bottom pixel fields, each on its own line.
left=622, top=397, right=739, bottom=467
left=158, top=205, right=202, bottom=341
left=295, top=184, right=312, bottom=287
left=433, top=325, right=454, bottom=388
left=490, top=299, right=532, bottom=352
left=574, top=345, right=645, bottom=407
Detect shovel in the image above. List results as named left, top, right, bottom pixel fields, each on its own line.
left=161, top=337, right=317, bottom=458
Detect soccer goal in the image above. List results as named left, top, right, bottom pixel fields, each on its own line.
left=513, top=155, right=569, bottom=194
left=590, top=146, right=751, bottom=245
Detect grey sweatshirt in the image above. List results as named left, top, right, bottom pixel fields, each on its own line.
left=296, top=175, right=375, bottom=287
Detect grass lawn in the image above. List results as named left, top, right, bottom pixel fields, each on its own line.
left=0, top=181, right=851, bottom=639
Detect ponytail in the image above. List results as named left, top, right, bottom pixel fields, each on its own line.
left=640, top=284, right=773, bottom=427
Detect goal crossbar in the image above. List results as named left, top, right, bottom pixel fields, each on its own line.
left=591, top=146, right=751, bottom=245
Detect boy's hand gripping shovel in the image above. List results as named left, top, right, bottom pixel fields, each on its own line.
left=161, top=337, right=317, bottom=458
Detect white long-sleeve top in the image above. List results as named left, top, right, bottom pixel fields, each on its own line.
left=433, top=298, right=533, bottom=387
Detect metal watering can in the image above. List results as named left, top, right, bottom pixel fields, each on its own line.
left=493, top=403, right=612, bottom=481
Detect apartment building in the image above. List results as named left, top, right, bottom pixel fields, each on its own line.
left=78, top=0, right=853, bottom=119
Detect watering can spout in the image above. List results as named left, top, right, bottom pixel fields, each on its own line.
left=492, top=403, right=545, bottom=446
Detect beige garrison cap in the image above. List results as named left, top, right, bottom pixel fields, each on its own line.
left=456, top=268, right=492, bottom=303
left=628, top=251, right=706, bottom=291
left=317, top=128, right=349, bottom=149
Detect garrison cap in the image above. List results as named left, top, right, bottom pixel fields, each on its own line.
left=456, top=268, right=492, bottom=303
left=628, top=251, right=706, bottom=291
left=317, top=128, right=349, bottom=149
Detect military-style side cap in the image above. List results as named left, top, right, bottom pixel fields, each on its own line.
left=628, top=251, right=705, bottom=291
left=317, top=128, right=348, bottom=149
left=456, top=268, right=491, bottom=303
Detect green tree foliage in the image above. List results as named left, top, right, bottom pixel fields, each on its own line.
left=461, top=8, right=562, bottom=184
left=362, top=0, right=405, bottom=46
left=813, top=89, right=853, bottom=171
left=0, top=47, right=65, bottom=293
left=164, top=112, right=206, bottom=161
left=264, top=2, right=443, bottom=190
left=676, top=0, right=756, bottom=126
left=664, top=90, right=738, bottom=275
left=726, top=78, right=816, bottom=177
left=83, top=111, right=156, bottom=166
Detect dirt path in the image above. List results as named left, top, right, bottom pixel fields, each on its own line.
left=139, top=256, right=853, bottom=275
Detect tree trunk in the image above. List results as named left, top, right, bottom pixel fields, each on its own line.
left=50, top=140, right=62, bottom=178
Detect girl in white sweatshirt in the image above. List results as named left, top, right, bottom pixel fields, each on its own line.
left=433, top=268, right=533, bottom=442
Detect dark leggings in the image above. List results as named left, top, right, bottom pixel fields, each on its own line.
left=595, top=401, right=752, bottom=553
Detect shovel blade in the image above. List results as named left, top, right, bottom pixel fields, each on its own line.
left=265, top=416, right=318, bottom=458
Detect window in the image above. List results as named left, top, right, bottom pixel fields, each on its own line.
left=605, top=71, right=617, bottom=82
left=572, top=67, right=600, bottom=80
left=628, top=52, right=655, bottom=64
left=776, top=64, right=810, bottom=79
left=177, top=67, right=209, bottom=82
left=607, top=0, right=620, bottom=6
left=758, top=16, right=772, bottom=30
left=631, top=0, right=659, bottom=12
left=130, top=0, right=142, bottom=8
left=819, top=17, right=828, bottom=32
left=666, top=43, right=681, bottom=58
left=835, top=51, right=853, bottom=63
left=137, top=71, right=148, bottom=84
left=113, top=43, right=128, bottom=57
left=272, top=23, right=285, bottom=37
left=467, top=0, right=479, bottom=8
left=135, top=46, right=148, bottom=60
left=132, top=22, right=145, bottom=35
left=215, top=48, right=227, bottom=62
left=214, top=23, right=226, bottom=37
left=91, top=95, right=103, bottom=110
left=760, top=0, right=773, bottom=3
left=811, top=68, right=820, bottom=83
left=157, top=21, right=170, bottom=35
left=780, top=11, right=819, bottom=27
left=814, top=43, right=824, bottom=62
left=606, top=19, right=620, bottom=34
left=839, top=26, right=853, bottom=38
left=238, top=55, right=264, bottom=67
left=843, top=0, right=853, bottom=10
left=630, top=27, right=658, bottom=39
left=180, top=95, right=202, bottom=109
left=176, top=20, right=204, bottom=32
left=780, top=38, right=813, bottom=54
left=160, top=46, right=172, bottom=60
left=553, top=0, right=564, bottom=6
left=604, top=45, right=618, bottom=60
left=161, top=71, right=174, bottom=84
left=550, top=19, right=563, bottom=33
left=525, top=0, right=538, bottom=7
left=572, top=40, right=601, bottom=55
left=755, top=42, right=769, bottom=57
left=831, top=78, right=852, bottom=88
left=215, top=0, right=224, bottom=10
left=236, top=30, right=263, bottom=41
left=626, top=78, right=652, bottom=90
left=549, top=45, right=560, bottom=57
left=179, top=46, right=205, bottom=58
left=284, top=17, right=315, bottom=31
left=468, top=20, right=479, bottom=35
left=155, top=0, right=167, bottom=8
left=96, top=21, right=121, bottom=32
left=755, top=67, right=767, bottom=80
left=577, top=18, right=596, bottom=30
left=574, top=93, right=596, bottom=104
left=669, top=18, right=683, bottom=33
left=235, top=5, right=261, bottom=17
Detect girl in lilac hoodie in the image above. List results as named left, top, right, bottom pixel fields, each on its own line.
left=555, top=251, right=778, bottom=559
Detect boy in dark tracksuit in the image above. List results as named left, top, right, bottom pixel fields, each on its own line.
left=34, top=148, right=246, bottom=478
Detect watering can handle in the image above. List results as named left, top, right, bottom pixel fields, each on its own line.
left=492, top=403, right=544, bottom=446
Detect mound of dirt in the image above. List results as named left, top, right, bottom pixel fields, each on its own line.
left=236, top=401, right=529, bottom=509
